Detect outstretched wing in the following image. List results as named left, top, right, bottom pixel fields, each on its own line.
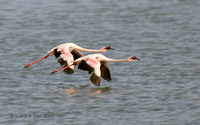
left=78, top=60, right=94, bottom=74
left=100, top=61, right=112, bottom=82
left=57, top=53, right=74, bottom=74
left=71, top=50, right=84, bottom=60
left=54, top=48, right=61, bottom=58
left=57, top=58, right=74, bottom=74
left=78, top=57, right=101, bottom=86
left=87, top=59, right=101, bottom=86
left=90, top=71, right=100, bottom=86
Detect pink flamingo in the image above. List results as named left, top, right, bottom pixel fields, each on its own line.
left=51, top=54, right=140, bottom=86
left=24, top=43, right=114, bottom=74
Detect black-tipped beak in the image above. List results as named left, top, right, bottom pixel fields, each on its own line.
left=136, top=57, right=140, bottom=61
left=104, top=46, right=114, bottom=50
left=130, top=56, right=140, bottom=61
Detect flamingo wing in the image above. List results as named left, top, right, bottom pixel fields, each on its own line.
left=100, top=61, right=112, bottom=82
left=78, top=57, right=101, bottom=86
left=58, top=53, right=74, bottom=74
left=90, top=71, right=100, bottom=86
left=78, top=60, right=94, bottom=74
left=87, top=59, right=101, bottom=86
left=54, top=48, right=68, bottom=67
left=71, top=50, right=84, bottom=60
left=54, top=48, right=61, bottom=58
left=58, top=58, right=67, bottom=67
left=57, top=49, right=83, bottom=66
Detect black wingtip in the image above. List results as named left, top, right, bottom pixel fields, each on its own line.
left=54, top=49, right=61, bottom=58
left=90, top=73, right=100, bottom=86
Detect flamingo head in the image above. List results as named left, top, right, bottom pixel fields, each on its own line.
left=102, top=46, right=114, bottom=51
left=128, top=56, right=140, bottom=61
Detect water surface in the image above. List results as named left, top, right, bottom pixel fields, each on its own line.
left=0, top=0, right=200, bottom=124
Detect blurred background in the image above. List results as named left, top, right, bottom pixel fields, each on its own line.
left=0, top=0, right=200, bottom=124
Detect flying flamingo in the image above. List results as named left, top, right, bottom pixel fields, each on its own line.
left=51, top=54, right=140, bottom=86
left=24, top=43, right=114, bottom=74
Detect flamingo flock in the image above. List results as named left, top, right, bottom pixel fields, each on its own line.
left=24, top=43, right=139, bottom=86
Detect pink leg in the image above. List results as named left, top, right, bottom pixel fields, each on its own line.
left=51, top=64, right=74, bottom=74
left=24, top=53, right=54, bottom=68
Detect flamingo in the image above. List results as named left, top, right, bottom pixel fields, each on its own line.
left=24, top=43, right=114, bottom=74
left=51, top=54, right=140, bottom=86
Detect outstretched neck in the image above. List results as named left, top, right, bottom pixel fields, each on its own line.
left=105, top=58, right=129, bottom=62
left=77, top=47, right=105, bottom=52
left=73, top=44, right=106, bottom=53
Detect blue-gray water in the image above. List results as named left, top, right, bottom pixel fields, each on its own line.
left=1, top=0, right=200, bottom=124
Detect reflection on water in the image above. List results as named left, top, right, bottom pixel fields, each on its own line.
left=60, top=85, right=111, bottom=96
left=61, top=88, right=79, bottom=95
left=89, top=87, right=111, bottom=95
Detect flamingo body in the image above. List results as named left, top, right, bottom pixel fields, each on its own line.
left=24, top=42, right=113, bottom=75
left=52, top=54, right=139, bottom=86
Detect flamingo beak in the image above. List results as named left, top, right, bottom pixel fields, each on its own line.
left=110, top=47, right=114, bottom=50
left=135, top=57, right=140, bottom=61
left=130, top=56, right=140, bottom=61
left=137, top=58, right=140, bottom=61
left=104, top=46, right=114, bottom=50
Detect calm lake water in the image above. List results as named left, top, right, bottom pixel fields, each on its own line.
left=0, top=0, right=200, bottom=124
